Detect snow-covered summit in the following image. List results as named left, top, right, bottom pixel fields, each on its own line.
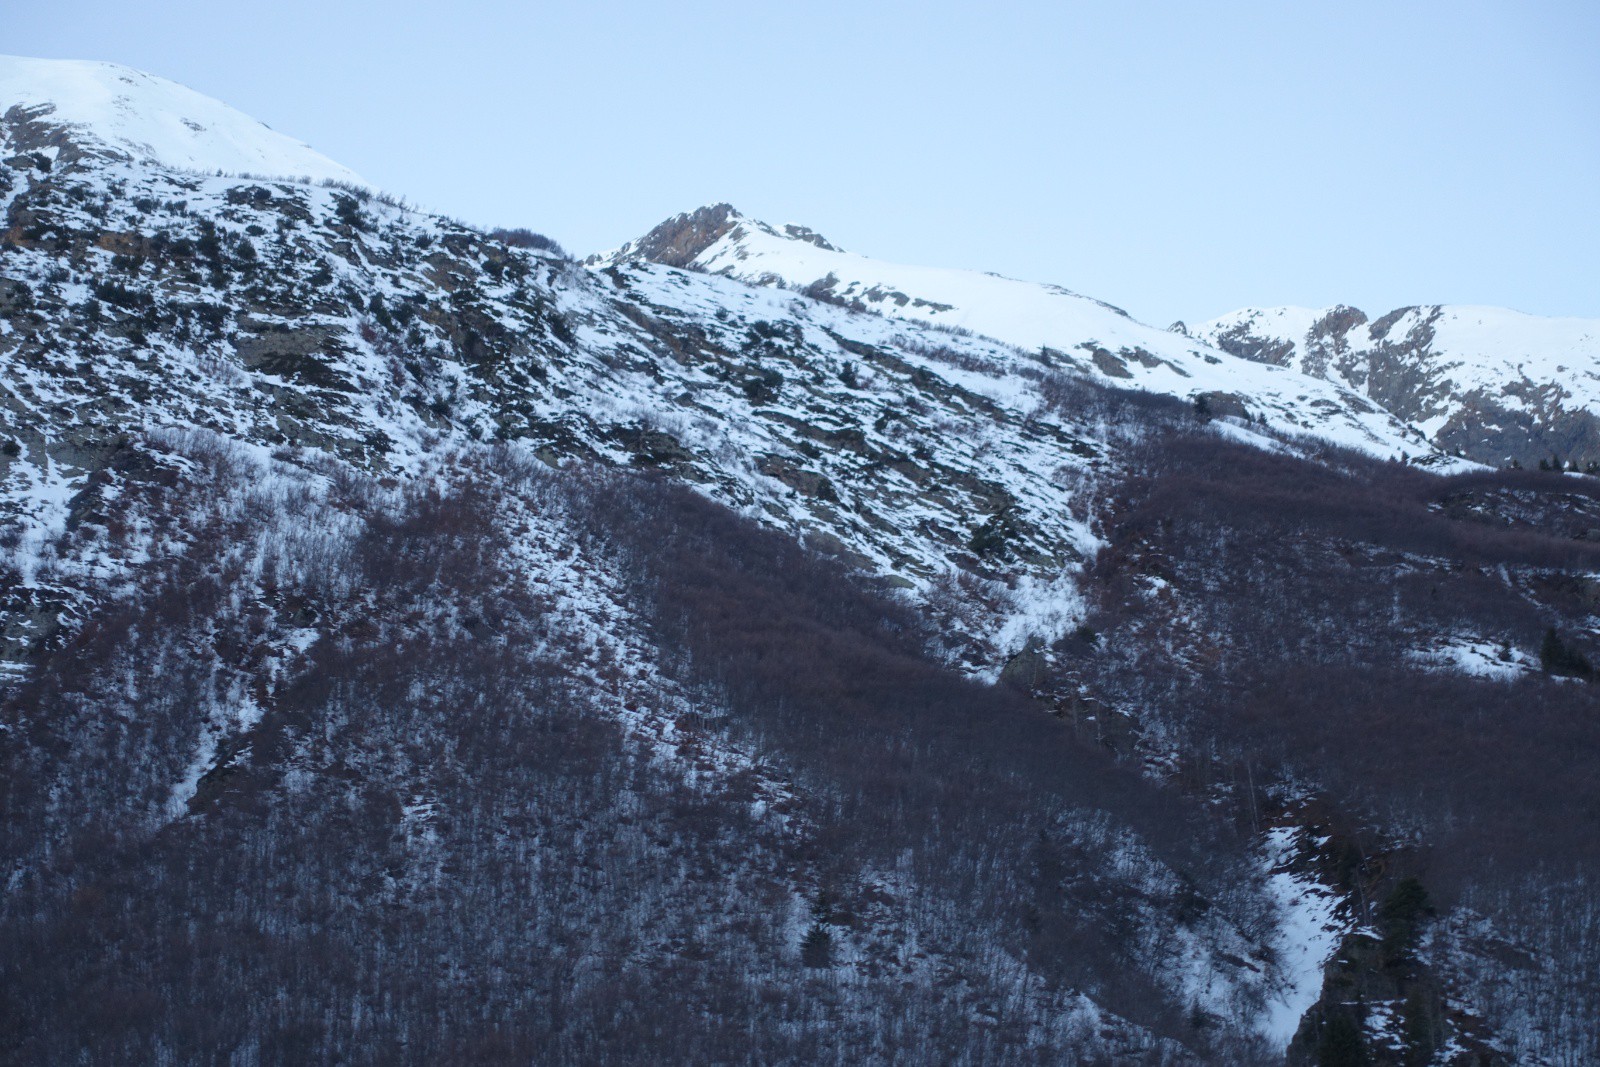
left=597, top=205, right=1451, bottom=464
left=0, top=55, right=363, bottom=186
left=1196, top=303, right=1600, bottom=467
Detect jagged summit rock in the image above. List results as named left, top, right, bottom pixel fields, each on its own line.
left=586, top=204, right=845, bottom=269
left=588, top=203, right=744, bottom=268
left=0, top=54, right=364, bottom=186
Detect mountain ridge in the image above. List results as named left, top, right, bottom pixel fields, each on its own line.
left=595, top=204, right=1463, bottom=467
left=1196, top=301, right=1600, bottom=468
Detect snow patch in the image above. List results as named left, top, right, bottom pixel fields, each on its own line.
left=1407, top=636, right=1532, bottom=680
left=1258, top=826, right=1346, bottom=1049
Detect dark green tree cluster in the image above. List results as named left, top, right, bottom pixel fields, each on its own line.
left=1541, top=627, right=1594, bottom=679
left=1378, top=877, right=1434, bottom=968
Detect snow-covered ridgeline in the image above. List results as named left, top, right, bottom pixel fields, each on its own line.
left=1196, top=303, right=1600, bottom=462
left=1200, top=303, right=1600, bottom=407
left=0, top=54, right=364, bottom=186
left=598, top=206, right=1460, bottom=466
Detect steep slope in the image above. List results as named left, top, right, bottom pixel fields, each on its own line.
left=0, top=64, right=1330, bottom=1063
left=0, top=54, right=364, bottom=185
left=1197, top=303, right=1600, bottom=468
left=0, top=138, right=1114, bottom=678
left=594, top=205, right=1451, bottom=464
left=7, top=91, right=1402, bottom=683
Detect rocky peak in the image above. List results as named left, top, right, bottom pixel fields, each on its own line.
left=1310, top=304, right=1368, bottom=341
left=609, top=202, right=746, bottom=268
left=592, top=205, right=844, bottom=269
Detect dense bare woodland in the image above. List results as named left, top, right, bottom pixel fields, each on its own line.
left=2, top=444, right=1282, bottom=1063
left=3, top=59, right=1598, bottom=1065
left=1056, top=439, right=1600, bottom=1063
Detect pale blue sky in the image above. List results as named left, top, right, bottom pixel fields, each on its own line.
left=8, top=1, right=1598, bottom=325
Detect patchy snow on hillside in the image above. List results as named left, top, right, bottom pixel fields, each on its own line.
left=3, top=447, right=78, bottom=584
left=1407, top=636, right=1535, bottom=680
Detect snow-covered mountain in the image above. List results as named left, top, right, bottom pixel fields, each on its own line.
left=0, top=55, right=363, bottom=186
left=594, top=205, right=1451, bottom=464
left=1196, top=303, right=1600, bottom=468
left=4, top=57, right=1598, bottom=1066
left=0, top=60, right=1356, bottom=1061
